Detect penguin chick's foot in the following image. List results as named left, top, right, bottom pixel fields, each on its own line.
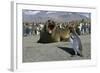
left=77, top=53, right=83, bottom=57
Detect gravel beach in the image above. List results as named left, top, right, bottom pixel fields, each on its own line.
left=23, top=34, right=91, bottom=62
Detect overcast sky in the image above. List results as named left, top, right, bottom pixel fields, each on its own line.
left=23, top=10, right=90, bottom=18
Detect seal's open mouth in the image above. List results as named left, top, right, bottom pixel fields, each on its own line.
left=48, top=24, right=55, bottom=30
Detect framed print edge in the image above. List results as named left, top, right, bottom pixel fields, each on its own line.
left=11, top=1, right=97, bottom=72
left=11, top=1, right=18, bottom=71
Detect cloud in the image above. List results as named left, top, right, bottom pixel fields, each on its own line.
left=24, top=11, right=40, bottom=15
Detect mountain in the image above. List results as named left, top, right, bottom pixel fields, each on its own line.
left=22, top=10, right=90, bottom=23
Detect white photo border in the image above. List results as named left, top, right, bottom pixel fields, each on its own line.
left=11, top=1, right=97, bottom=72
